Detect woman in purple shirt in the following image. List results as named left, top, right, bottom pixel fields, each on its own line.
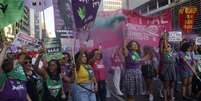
left=121, top=39, right=149, bottom=101
left=178, top=42, right=195, bottom=100
left=0, top=42, right=30, bottom=101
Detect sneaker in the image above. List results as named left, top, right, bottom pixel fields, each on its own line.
left=142, top=91, right=148, bottom=96
left=149, top=94, right=154, bottom=101
left=159, top=90, right=164, bottom=98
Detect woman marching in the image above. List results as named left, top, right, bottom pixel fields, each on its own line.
left=159, top=33, right=176, bottom=101
left=0, top=42, right=31, bottom=101
left=111, top=47, right=124, bottom=96
left=34, top=49, right=70, bottom=101
left=72, top=50, right=98, bottom=101
left=178, top=41, right=196, bottom=100
left=89, top=48, right=106, bottom=101
left=141, top=46, right=157, bottom=101
left=121, top=39, right=149, bottom=101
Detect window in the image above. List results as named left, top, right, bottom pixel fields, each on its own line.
left=159, top=0, right=168, bottom=7
left=149, top=0, right=157, bottom=11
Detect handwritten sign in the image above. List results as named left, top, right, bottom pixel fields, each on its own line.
left=196, top=37, right=201, bottom=45
left=12, top=32, right=40, bottom=50
left=168, top=31, right=182, bottom=42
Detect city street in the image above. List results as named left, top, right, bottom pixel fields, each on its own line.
left=0, top=0, right=201, bottom=101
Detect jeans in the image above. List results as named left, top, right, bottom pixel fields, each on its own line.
left=72, top=83, right=96, bottom=101
left=96, top=80, right=106, bottom=101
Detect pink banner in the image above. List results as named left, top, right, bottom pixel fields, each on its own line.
left=123, top=10, right=173, bottom=47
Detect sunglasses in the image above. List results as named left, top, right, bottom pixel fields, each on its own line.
left=24, top=60, right=32, bottom=65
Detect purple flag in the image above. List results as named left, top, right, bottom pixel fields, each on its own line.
left=71, top=0, right=101, bottom=30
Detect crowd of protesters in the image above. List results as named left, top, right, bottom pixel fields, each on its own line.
left=0, top=32, right=201, bottom=101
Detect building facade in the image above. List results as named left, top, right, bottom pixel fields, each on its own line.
left=99, top=0, right=123, bottom=11
left=135, top=0, right=201, bottom=34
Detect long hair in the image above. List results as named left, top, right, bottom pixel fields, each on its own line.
left=74, top=51, right=88, bottom=71
left=89, top=48, right=103, bottom=61
left=126, top=40, right=141, bottom=55
left=180, top=42, right=191, bottom=52
left=47, top=59, right=61, bottom=77
left=2, top=58, right=14, bottom=73
left=63, top=52, right=72, bottom=63
left=143, top=46, right=154, bottom=59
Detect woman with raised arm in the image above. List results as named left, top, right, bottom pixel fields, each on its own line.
left=72, top=50, right=97, bottom=101
left=34, top=49, right=70, bottom=101
left=141, top=46, right=157, bottom=101
left=111, top=46, right=124, bottom=96
left=121, top=39, right=149, bottom=101
left=159, top=33, right=176, bottom=101
left=0, top=42, right=31, bottom=101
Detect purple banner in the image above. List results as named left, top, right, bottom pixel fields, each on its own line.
left=72, top=0, right=101, bottom=30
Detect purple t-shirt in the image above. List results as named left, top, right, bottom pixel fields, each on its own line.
left=125, top=52, right=143, bottom=69
left=0, top=78, right=27, bottom=101
left=178, top=51, right=193, bottom=72
left=61, top=64, right=72, bottom=93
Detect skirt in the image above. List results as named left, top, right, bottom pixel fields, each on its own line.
left=141, top=64, right=157, bottom=79
left=159, top=64, right=176, bottom=81
left=121, top=68, right=145, bottom=96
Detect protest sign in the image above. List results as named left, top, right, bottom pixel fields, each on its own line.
left=45, top=52, right=64, bottom=62
left=168, top=31, right=182, bottom=42
left=12, top=32, right=40, bottom=51
left=196, top=37, right=201, bottom=45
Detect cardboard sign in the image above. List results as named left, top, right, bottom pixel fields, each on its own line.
left=12, top=32, right=40, bottom=50
left=196, top=37, right=201, bottom=45
left=168, top=31, right=182, bottom=42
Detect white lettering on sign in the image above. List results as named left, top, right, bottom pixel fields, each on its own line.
left=79, top=0, right=89, bottom=3
left=168, top=31, right=182, bottom=42
left=92, top=1, right=100, bottom=8
left=196, top=37, right=201, bottom=45
left=12, top=85, right=25, bottom=90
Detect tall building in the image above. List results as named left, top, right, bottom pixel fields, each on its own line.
left=100, top=0, right=123, bottom=11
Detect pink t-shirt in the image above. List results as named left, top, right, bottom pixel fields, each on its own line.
left=92, top=60, right=106, bottom=81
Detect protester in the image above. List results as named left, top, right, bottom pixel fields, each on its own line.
left=0, top=42, right=31, bottom=101
left=89, top=49, right=106, bottom=101
left=73, top=51, right=97, bottom=101
left=60, top=52, right=74, bottom=100
left=23, top=55, right=42, bottom=101
left=191, top=44, right=201, bottom=100
left=178, top=41, right=195, bottom=100
left=111, top=47, right=124, bottom=96
left=141, top=46, right=157, bottom=101
left=34, top=49, right=70, bottom=101
left=159, top=33, right=176, bottom=101
left=121, top=39, right=149, bottom=101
